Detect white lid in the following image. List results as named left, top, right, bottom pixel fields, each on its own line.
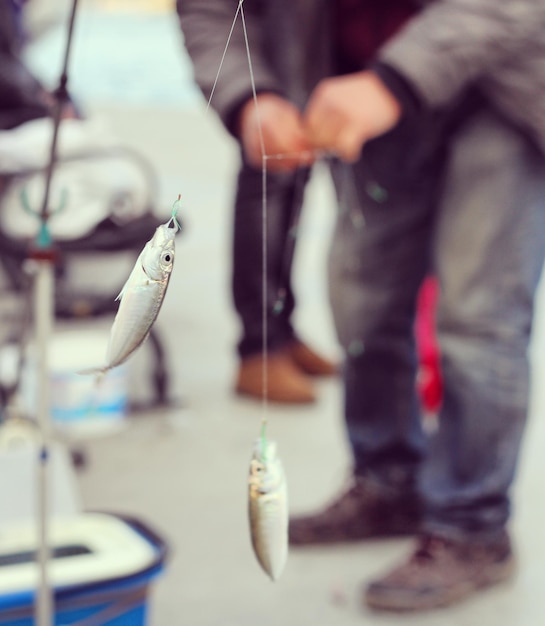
left=0, top=513, right=159, bottom=595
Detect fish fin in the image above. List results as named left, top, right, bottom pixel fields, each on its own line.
left=115, top=280, right=129, bottom=302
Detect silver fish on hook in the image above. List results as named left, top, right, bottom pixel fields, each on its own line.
left=248, top=438, right=288, bottom=581
left=80, top=215, right=179, bottom=375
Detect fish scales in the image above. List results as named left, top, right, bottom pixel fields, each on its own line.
left=106, top=259, right=167, bottom=369
left=248, top=439, right=288, bottom=581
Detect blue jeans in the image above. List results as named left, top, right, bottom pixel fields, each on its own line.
left=328, top=99, right=545, bottom=539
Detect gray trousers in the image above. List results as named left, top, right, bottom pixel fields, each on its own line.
left=329, top=98, right=545, bottom=538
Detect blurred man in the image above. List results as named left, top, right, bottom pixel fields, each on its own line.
left=179, top=0, right=545, bottom=612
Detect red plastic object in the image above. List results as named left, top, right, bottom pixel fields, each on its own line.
left=415, top=276, right=443, bottom=413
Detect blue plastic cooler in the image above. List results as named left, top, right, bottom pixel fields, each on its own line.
left=0, top=513, right=168, bottom=625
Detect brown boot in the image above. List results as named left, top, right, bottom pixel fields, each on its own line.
left=235, top=352, right=316, bottom=404
left=287, top=340, right=338, bottom=377
left=365, top=532, right=515, bottom=612
left=289, top=476, right=420, bottom=545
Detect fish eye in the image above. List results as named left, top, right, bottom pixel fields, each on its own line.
left=161, top=251, right=173, bottom=264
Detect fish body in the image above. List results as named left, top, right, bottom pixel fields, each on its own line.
left=248, top=438, right=288, bottom=581
left=83, top=218, right=177, bottom=374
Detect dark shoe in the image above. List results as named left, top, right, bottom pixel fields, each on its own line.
left=365, top=532, right=515, bottom=612
left=289, top=476, right=420, bottom=545
left=287, top=340, right=338, bottom=377
left=235, top=352, right=316, bottom=404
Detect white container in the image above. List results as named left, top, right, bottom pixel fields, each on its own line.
left=20, top=327, right=129, bottom=438
left=0, top=512, right=168, bottom=626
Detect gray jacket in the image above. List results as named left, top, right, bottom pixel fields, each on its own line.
left=178, top=0, right=545, bottom=150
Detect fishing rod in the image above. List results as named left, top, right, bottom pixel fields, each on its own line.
left=27, top=1, right=81, bottom=624
left=270, top=166, right=310, bottom=319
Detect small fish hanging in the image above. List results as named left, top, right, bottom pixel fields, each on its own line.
left=248, top=437, right=288, bottom=581
left=80, top=197, right=182, bottom=375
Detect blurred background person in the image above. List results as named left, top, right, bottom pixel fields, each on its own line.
left=177, top=1, right=337, bottom=405
left=0, top=0, right=71, bottom=134
left=180, top=0, right=545, bottom=614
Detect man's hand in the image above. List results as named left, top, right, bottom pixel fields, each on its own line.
left=304, top=71, right=402, bottom=162
left=238, top=93, right=315, bottom=172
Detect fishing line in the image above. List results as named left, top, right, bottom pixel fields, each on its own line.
left=265, top=149, right=323, bottom=162
left=204, top=0, right=273, bottom=447
left=239, top=2, right=266, bottom=157
left=205, top=0, right=244, bottom=112
left=260, top=154, right=268, bottom=452
left=237, top=0, right=270, bottom=448
left=207, top=2, right=337, bottom=452
left=239, top=5, right=333, bottom=443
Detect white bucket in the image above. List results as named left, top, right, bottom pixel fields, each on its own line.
left=20, top=327, right=129, bottom=438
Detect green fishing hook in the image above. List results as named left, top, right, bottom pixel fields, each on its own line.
left=170, top=194, right=184, bottom=231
